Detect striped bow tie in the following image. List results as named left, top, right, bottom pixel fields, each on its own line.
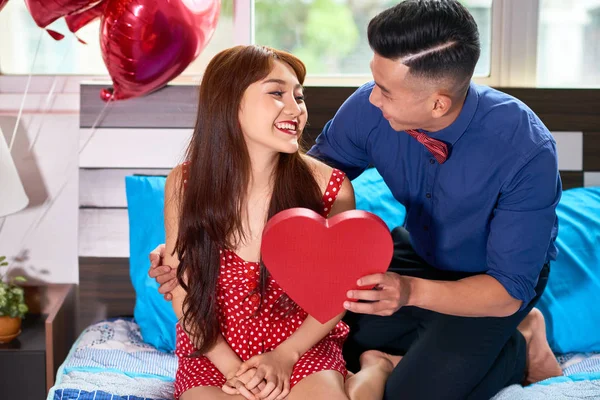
left=405, top=129, right=449, bottom=164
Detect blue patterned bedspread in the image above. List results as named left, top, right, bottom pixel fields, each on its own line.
left=48, top=319, right=176, bottom=400
left=49, top=319, right=600, bottom=400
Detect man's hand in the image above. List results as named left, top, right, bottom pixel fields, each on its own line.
left=344, top=272, right=412, bottom=316
left=148, top=244, right=178, bottom=300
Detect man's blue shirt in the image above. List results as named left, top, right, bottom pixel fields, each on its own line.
left=308, top=82, right=562, bottom=308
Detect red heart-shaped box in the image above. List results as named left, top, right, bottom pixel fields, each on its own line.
left=261, top=208, right=393, bottom=323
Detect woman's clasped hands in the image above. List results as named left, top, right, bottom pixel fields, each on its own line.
left=222, top=348, right=297, bottom=400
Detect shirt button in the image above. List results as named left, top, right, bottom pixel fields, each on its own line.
left=248, top=281, right=257, bottom=290
left=429, top=159, right=435, bottom=164
left=250, top=294, right=260, bottom=302
left=423, top=225, right=429, bottom=231
left=426, top=193, right=431, bottom=198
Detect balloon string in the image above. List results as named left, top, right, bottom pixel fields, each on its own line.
left=29, top=43, right=72, bottom=152
left=34, top=96, right=113, bottom=231
left=7, top=96, right=114, bottom=269
left=79, top=95, right=114, bottom=155
left=9, top=29, right=44, bottom=153
left=31, top=96, right=113, bottom=234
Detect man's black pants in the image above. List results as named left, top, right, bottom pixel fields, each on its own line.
left=342, top=227, right=550, bottom=400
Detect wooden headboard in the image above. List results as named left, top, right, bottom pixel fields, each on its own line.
left=77, top=84, right=600, bottom=333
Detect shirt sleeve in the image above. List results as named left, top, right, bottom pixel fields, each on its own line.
left=307, top=83, right=377, bottom=180
left=486, top=139, right=562, bottom=310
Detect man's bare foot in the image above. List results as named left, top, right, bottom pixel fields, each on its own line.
left=517, top=308, right=563, bottom=385
left=345, top=351, right=403, bottom=399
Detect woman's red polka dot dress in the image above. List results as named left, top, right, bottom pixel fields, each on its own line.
left=174, top=163, right=350, bottom=398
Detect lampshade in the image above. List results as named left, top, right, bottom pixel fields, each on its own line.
left=0, top=126, right=29, bottom=217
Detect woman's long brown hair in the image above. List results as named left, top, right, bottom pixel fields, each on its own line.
left=175, top=45, right=323, bottom=354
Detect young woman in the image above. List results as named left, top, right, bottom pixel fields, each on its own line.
left=163, top=45, right=400, bottom=400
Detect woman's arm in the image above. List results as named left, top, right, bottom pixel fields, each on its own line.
left=239, top=174, right=356, bottom=378
left=275, top=311, right=346, bottom=362
left=236, top=171, right=356, bottom=399
left=164, top=166, right=243, bottom=379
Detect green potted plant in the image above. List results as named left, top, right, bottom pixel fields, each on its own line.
left=0, top=256, right=28, bottom=343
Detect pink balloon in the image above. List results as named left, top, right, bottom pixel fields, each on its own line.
left=65, top=0, right=106, bottom=33
left=100, top=0, right=221, bottom=101
left=24, top=0, right=102, bottom=28
left=0, top=0, right=9, bottom=14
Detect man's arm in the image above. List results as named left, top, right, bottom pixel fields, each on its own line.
left=346, top=140, right=561, bottom=318
left=306, top=83, right=377, bottom=179
left=346, top=273, right=522, bottom=317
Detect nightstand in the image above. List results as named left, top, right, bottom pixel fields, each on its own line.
left=0, top=284, right=76, bottom=398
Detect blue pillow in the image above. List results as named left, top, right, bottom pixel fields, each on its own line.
left=537, top=187, right=600, bottom=353
left=125, top=175, right=178, bottom=352
left=352, top=168, right=406, bottom=230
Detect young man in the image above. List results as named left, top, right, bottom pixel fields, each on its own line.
left=150, top=1, right=563, bottom=398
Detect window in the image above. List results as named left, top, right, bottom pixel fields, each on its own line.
left=537, top=0, right=600, bottom=88
left=253, top=0, right=492, bottom=78
left=0, top=0, right=234, bottom=75
left=1, top=0, right=599, bottom=88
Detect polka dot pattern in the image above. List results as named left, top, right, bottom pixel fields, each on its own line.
left=174, top=166, right=348, bottom=398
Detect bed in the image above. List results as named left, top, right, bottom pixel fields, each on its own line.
left=52, top=84, right=600, bottom=399
left=48, top=318, right=600, bottom=400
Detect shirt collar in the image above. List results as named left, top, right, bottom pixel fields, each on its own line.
left=426, top=81, right=479, bottom=147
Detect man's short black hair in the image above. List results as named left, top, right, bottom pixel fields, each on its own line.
left=368, top=0, right=481, bottom=94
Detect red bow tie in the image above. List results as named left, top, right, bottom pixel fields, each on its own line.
left=405, top=129, right=449, bottom=164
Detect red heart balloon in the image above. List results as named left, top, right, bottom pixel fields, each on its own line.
left=65, top=0, right=106, bottom=33
left=0, top=0, right=9, bottom=14
left=261, top=208, right=393, bottom=324
left=24, top=0, right=101, bottom=28
left=100, top=0, right=220, bottom=101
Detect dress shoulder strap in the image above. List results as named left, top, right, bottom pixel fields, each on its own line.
left=322, top=168, right=345, bottom=217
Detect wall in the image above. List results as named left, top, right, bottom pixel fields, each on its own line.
left=0, top=76, right=191, bottom=285
left=0, top=76, right=81, bottom=283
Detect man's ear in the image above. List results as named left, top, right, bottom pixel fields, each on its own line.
left=431, top=93, right=453, bottom=119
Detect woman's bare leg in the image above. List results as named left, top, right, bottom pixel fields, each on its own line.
left=286, top=370, right=349, bottom=400
left=345, top=350, right=402, bottom=400
left=180, top=386, right=249, bottom=400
